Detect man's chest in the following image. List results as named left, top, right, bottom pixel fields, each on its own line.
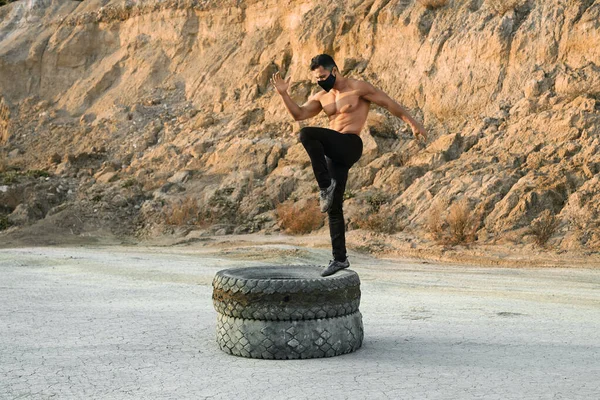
left=320, top=91, right=366, bottom=116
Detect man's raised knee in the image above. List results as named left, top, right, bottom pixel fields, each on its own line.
left=298, top=127, right=315, bottom=143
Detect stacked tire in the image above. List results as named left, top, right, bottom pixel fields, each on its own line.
left=212, top=265, right=364, bottom=359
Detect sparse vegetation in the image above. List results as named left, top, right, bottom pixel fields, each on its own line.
left=0, top=102, right=8, bottom=143
left=566, top=203, right=592, bottom=233
left=0, top=214, right=12, bottom=230
left=142, top=177, right=167, bottom=192
left=355, top=209, right=403, bottom=234
left=353, top=191, right=402, bottom=234
left=365, top=192, right=391, bottom=213
left=527, top=209, right=560, bottom=247
left=343, top=190, right=356, bottom=200
left=163, top=196, right=202, bottom=226
left=447, top=198, right=480, bottom=244
left=417, top=0, right=449, bottom=9
left=204, top=188, right=239, bottom=225
left=121, top=177, right=138, bottom=188
left=25, top=170, right=50, bottom=178
left=428, top=198, right=481, bottom=245
left=276, top=199, right=325, bottom=235
left=161, top=189, right=245, bottom=228
left=0, top=170, right=19, bottom=185
left=0, top=169, right=50, bottom=184
left=427, top=202, right=446, bottom=242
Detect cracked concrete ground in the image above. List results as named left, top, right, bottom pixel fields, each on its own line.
left=1, top=245, right=599, bottom=399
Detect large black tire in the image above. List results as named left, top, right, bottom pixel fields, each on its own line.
left=216, top=311, right=364, bottom=359
left=212, top=265, right=361, bottom=321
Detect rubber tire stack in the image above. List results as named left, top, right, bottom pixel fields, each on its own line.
left=212, top=265, right=364, bottom=359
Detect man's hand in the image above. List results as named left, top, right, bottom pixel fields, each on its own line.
left=410, top=121, right=427, bottom=142
left=271, top=70, right=322, bottom=122
left=271, top=71, right=291, bottom=95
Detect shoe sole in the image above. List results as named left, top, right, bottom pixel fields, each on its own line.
left=321, top=264, right=349, bottom=277
left=320, top=181, right=336, bottom=213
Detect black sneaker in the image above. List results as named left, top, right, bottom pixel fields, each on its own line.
left=319, top=179, right=336, bottom=213
left=321, top=258, right=350, bottom=277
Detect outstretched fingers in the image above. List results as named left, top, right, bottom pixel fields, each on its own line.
left=271, top=71, right=280, bottom=83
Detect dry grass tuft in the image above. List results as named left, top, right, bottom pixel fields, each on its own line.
left=565, top=203, right=591, bottom=232
left=527, top=209, right=560, bottom=247
left=162, top=196, right=203, bottom=226
left=159, top=188, right=245, bottom=229
left=355, top=208, right=403, bottom=234
left=428, top=198, right=481, bottom=245
left=0, top=99, right=9, bottom=145
left=0, top=214, right=12, bottom=231
left=417, top=0, right=450, bottom=9
left=0, top=170, right=20, bottom=185
left=276, top=199, right=325, bottom=235
left=487, top=0, right=522, bottom=15
left=447, top=198, right=479, bottom=244
left=427, top=202, right=445, bottom=242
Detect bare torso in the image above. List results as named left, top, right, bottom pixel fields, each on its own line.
left=316, top=79, right=370, bottom=135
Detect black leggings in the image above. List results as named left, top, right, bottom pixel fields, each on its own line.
left=298, top=127, right=363, bottom=262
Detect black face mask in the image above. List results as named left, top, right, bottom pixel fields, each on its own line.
left=317, top=70, right=336, bottom=92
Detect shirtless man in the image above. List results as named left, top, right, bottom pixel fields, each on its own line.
left=271, top=54, right=427, bottom=277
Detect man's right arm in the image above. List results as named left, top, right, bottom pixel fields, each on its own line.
left=278, top=92, right=322, bottom=121
left=271, top=71, right=322, bottom=121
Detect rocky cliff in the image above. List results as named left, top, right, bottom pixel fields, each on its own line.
left=1, top=0, right=599, bottom=252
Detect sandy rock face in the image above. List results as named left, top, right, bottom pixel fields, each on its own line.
left=0, top=0, right=599, bottom=250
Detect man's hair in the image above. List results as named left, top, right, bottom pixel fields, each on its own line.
left=310, top=54, right=338, bottom=71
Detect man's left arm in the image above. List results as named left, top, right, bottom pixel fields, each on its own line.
left=359, top=81, right=427, bottom=141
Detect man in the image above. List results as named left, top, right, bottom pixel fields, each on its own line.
left=271, top=54, right=427, bottom=277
